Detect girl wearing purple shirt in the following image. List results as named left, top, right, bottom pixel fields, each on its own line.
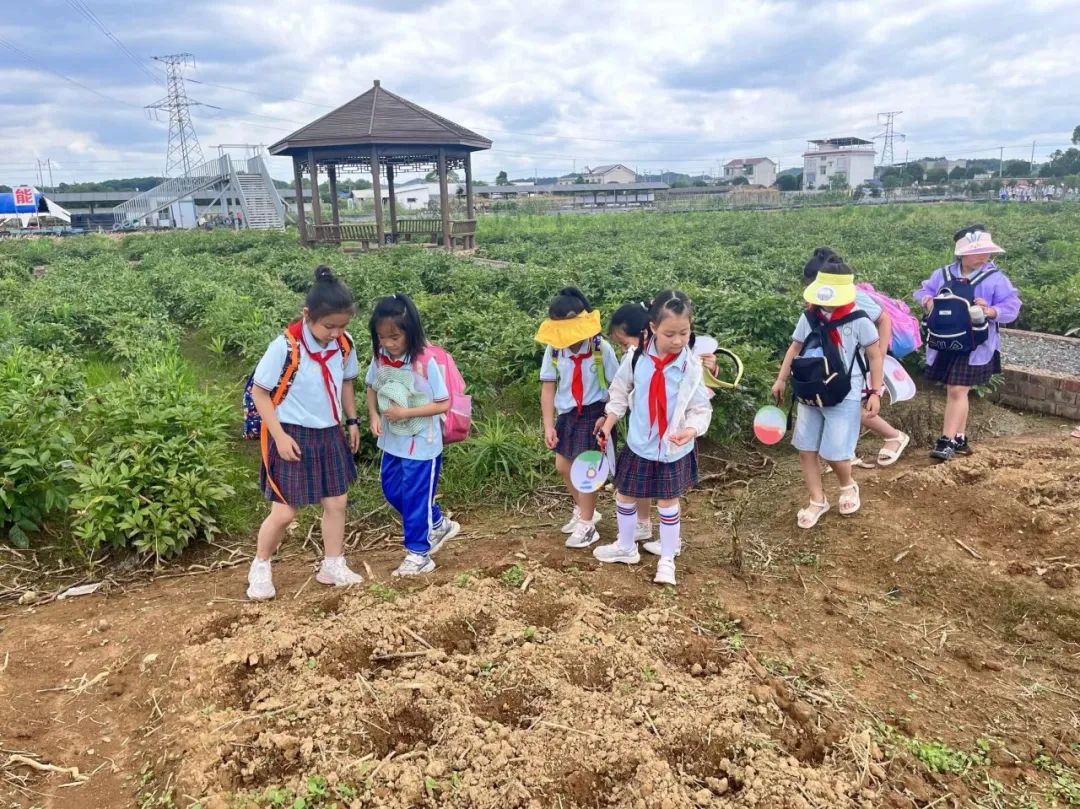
left=914, top=225, right=1022, bottom=461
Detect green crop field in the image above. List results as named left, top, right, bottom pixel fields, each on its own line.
left=1, top=202, right=1078, bottom=560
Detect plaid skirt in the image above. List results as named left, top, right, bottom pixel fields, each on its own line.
left=260, top=424, right=357, bottom=506
left=925, top=350, right=1002, bottom=387
left=614, top=446, right=699, bottom=500
left=555, top=401, right=610, bottom=461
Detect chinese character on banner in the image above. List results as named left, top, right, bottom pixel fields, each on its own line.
left=14, top=186, right=35, bottom=207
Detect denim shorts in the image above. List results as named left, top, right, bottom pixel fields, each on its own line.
left=791, top=398, right=863, bottom=462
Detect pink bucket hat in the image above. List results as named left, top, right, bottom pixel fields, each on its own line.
left=954, top=229, right=1005, bottom=256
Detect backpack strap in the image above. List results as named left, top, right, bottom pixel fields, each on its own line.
left=967, top=268, right=998, bottom=287
left=592, top=336, right=609, bottom=390
left=261, top=329, right=301, bottom=506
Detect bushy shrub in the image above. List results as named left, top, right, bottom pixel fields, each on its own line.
left=442, top=413, right=553, bottom=500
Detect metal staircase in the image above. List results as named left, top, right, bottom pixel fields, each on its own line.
left=112, top=146, right=284, bottom=230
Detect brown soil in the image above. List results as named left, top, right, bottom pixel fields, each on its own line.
left=2, top=416, right=1078, bottom=808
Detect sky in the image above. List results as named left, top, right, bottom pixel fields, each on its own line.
left=2, top=0, right=1078, bottom=187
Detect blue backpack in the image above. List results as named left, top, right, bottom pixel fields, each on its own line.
left=923, top=267, right=996, bottom=354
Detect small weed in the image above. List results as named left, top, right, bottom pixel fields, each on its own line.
left=478, top=659, right=495, bottom=674
left=450, top=771, right=463, bottom=790
left=1035, top=754, right=1080, bottom=804
left=453, top=570, right=477, bottom=588
left=793, top=550, right=819, bottom=566
left=305, top=657, right=318, bottom=670
left=523, top=626, right=537, bottom=641
left=642, top=666, right=657, bottom=683
left=876, top=723, right=988, bottom=776
left=726, top=632, right=744, bottom=652
left=852, top=664, right=865, bottom=678
left=499, top=563, right=526, bottom=588
left=369, top=583, right=400, bottom=603
left=424, top=776, right=442, bottom=799
left=565, top=565, right=581, bottom=576
left=761, top=657, right=792, bottom=676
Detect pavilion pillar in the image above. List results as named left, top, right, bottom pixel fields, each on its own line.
left=465, top=152, right=474, bottom=219
left=327, top=163, right=341, bottom=227
left=370, top=147, right=384, bottom=246
left=437, top=148, right=451, bottom=250
left=307, top=150, right=323, bottom=240
left=385, top=163, right=398, bottom=239
left=292, top=156, right=309, bottom=245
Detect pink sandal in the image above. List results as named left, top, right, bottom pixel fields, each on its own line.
left=797, top=499, right=830, bottom=529
left=838, top=484, right=861, bottom=515
left=1072, top=426, right=1080, bottom=439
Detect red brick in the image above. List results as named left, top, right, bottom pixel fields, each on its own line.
left=1061, top=378, right=1080, bottom=394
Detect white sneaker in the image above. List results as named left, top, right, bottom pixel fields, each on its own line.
left=634, top=521, right=653, bottom=542
left=316, top=556, right=364, bottom=587
left=428, top=519, right=460, bottom=555
left=592, top=542, right=640, bottom=565
left=642, top=540, right=681, bottom=557
left=392, top=552, right=436, bottom=577
left=560, top=507, right=601, bottom=534
left=565, top=522, right=600, bottom=549
left=246, top=558, right=275, bottom=600
left=654, top=556, right=677, bottom=586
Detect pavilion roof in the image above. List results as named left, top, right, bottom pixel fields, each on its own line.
left=269, top=81, right=491, bottom=156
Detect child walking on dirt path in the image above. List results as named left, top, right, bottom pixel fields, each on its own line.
left=366, top=293, right=460, bottom=577
left=914, top=226, right=1022, bottom=462
left=246, top=266, right=364, bottom=600
left=536, top=288, right=621, bottom=550
left=772, top=256, right=884, bottom=529
left=802, top=248, right=910, bottom=468
left=608, top=300, right=721, bottom=548
left=594, top=291, right=712, bottom=586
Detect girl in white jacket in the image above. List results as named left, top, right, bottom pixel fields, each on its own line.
left=596, top=291, right=712, bottom=586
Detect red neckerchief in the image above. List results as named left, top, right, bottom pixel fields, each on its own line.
left=292, top=322, right=341, bottom=423
left=567, top=344, right=594, bottom=415
left=813, top=302, right=856, bottom=347
left=645, top=340, right=681, bottom=439
left=379, top=353, right=407, bottom=368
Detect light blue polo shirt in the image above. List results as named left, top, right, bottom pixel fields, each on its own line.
left=253, top=322, right=358, bottom=429
left=365, top=353, right=448, bottom=461
left=625, top=343, right=695, bottom=464
left=539, top=338, right=620, bottom=415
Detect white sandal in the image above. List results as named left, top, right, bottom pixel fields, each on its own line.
left=797, top=499, right=830, bottom=529
left=838, top=483, right=861, bottom=515
left=877, top=431, right=911, bottom=467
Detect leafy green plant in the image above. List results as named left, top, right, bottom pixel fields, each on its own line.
left=499, top=563, right=526, bottom=588
left=443, top=413, right=551, bottom=500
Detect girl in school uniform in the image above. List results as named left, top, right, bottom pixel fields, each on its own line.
left=536, top=287, right=621, bottom=550
left=914, top=226, right=1022, bottom=461
left=247, top=266, right=364, bottom=600
left=595, top=290, right=712, bottom=586
left=366, top=293, right=460, bottom=576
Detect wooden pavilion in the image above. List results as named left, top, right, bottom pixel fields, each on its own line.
left=269, top=80, right=492, bottom=251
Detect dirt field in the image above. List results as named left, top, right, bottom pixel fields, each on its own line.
left=2, top=401, right=1079, bottom=808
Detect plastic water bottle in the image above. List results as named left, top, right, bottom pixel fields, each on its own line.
left=969, top=305, right=986, bottom=325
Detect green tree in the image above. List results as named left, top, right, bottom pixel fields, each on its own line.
left=827, top=172, right=849, bottom=191
left=495, top=170, right=510, bottom=186
left=903, top=163, right=925, bottom=183
left=730, top=175, right=749, bottom=186
left=949, top=165, right=967, bottom=181
left=1072, top=124, right=1080, bottom=145
left=425, top=169, right=460, bottom=182
left=775, top=174, right=800, bottom=191
left=925, top=167, right=948, bottom=183
left=882, top=175, right=901, bottom=190
left=1002, top=159, right=1031, bottom=178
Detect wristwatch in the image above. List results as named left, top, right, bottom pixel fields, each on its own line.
left=345, top=417, right=361, bottom=426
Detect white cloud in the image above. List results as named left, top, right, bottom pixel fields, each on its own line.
left=1, top=0, right=1077, bottom=185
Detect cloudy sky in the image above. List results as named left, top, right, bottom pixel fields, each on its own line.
left=2, top=0, right=1078, bottom=186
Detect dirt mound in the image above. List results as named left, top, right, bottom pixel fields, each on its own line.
left=171, top=574, right=866, bottom=808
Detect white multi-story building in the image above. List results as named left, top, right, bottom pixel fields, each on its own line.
left=802, top=138, right=876, bottom=190
left=557, top=163, right=637, bottom=184
left=722, top=157, right=777, bottom=187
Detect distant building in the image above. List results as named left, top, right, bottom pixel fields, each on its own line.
left=802, top=138, right=876, bottom=190
left=476, top=181, right=666, bottom=208
left=722, top=157, right=777, bottom=187
left=919, top=158, right=969, bottom=174
left=351, top=181, right=464, bottom=211
left=557, top=163, right=637, bottom=185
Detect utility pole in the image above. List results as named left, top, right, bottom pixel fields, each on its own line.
left=999, top=146, right=1004, bottom=179
left=1030, top=141, right=1036, bottom=176
left=146, top=53, right=208, bottom=177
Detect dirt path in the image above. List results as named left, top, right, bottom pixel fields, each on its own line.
left=2, top=428, right=1078, bottom=808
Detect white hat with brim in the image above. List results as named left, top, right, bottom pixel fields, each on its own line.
left=954, top=230, right=1005, bottom=256
left=374, top=366, right=428, bottom=437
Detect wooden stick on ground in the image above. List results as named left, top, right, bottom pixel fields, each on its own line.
left=4, top=754, right=88, bottom=783
left=952, top=538, right=983, bottom=559
left=402, top=627, right=433, bottom=649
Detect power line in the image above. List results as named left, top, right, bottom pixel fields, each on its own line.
left=146, top=54, right=207, bottom=176
left=64, top=0, right=164, bottom=86
left=875, top=111, right=903, bottom=167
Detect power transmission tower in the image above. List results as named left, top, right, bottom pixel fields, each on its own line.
left=875, top=111, right=903, bottom=167
left=146, top=54, right=206, bottom=177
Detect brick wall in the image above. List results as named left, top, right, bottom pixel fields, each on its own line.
left=995, top=365, right=1080, bottom=420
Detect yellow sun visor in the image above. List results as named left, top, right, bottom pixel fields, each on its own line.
left=534, top=309, right=602, bottom=349
left=703, top=348, right=745, bottom=389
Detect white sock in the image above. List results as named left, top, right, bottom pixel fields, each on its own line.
left=616, top=501, right=638, bottom=551
left=658, top=505, right=680, bottom=558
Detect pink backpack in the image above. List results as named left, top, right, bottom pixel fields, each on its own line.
left=855, top=282, right=922, bottom=359
left=414, top=344, right=472, bottom=443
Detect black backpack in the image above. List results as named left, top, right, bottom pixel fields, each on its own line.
left=790, top=311, right=870, bottom=408
left=923, top=266, right=997, bottom=354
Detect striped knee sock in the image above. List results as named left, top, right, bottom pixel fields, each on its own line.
left=658, top=505, right=680, bottom=558
left=616, top=501, right=638, bottom=551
